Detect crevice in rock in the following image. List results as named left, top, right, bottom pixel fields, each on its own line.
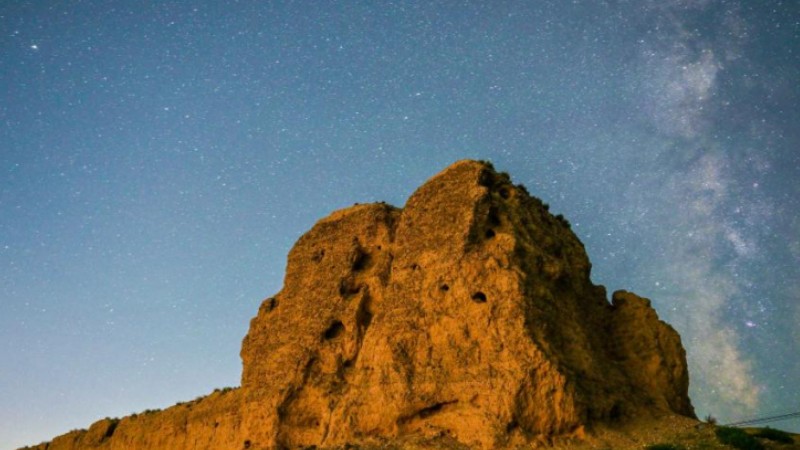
left=356, top=296, right=373, bottom=331
left=100, top=419, right=119, bottom=442
left=398, top=400, right=458, bottom=425
left=260, top=297, right=278, bottom=314
left=323, top=321, right=345, bottom=340
left=488, top=206, right=501, bottom=226
left=104, top=421, right=118, bottom=439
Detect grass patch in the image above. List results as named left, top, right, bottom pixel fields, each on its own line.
left=715, top=426, right=764, bottom=450
left=645, top=444, right=686, bottom=450
left=754, top=427, right=794, bottom=444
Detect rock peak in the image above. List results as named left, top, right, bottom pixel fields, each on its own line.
left=239, top=159, right=694, bottom=448
left=26, top=160, right=694, bottom=450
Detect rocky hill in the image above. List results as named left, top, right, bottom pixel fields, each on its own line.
left=24, top=160, right=699, bottom=450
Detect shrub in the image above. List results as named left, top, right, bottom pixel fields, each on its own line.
left=555, top=214, right=571, bottom=228
left=754, top=427, right=794, bottom=444
left=477, top=159, right=495, bottom=169
left=715, top=426, right=764, bottom=450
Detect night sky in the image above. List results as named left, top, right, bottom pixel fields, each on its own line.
left=2, top=1, right=799, bottom=448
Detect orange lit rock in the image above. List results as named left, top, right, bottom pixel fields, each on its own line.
left=25, top=160, right=694, bottom=450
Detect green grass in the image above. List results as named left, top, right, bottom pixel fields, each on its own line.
left=715, top=426, right=764, bottom=450
left=645, top=444, right=686, bottom=450
left=753, top=427, right=794, bottom=444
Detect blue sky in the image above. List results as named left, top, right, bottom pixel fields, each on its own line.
left=1, top=1, right=799, bottom=448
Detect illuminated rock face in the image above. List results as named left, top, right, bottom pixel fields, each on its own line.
left=26, top=160, right=694, bottom=450
left=238, top=160, right=694, bottom=449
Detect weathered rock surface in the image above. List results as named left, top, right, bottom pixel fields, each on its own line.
left=24, top=160, right=694, bottom=450
left=23, top=389, right=244, bottom=450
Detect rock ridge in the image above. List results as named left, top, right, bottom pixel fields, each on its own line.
left=24, top=160, right=694, bottom=450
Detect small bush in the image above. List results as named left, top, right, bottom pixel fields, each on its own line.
left=704, top=414, right=717, bottom=425
left=555, top=214, right=571, bottom=228
left=754, top=427, right=794, bottom=444
left=716, top=426, right=764, bottom=450
left=646, top=444, right=685, bottom=450
left=477, top=159, right=495, bottom=169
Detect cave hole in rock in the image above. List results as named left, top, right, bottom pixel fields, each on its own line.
left=505, top=420, right=519, bottom=433
left=440, top=284, right=449, bottom=291
left=243, top=440, right=251, bottom=449
left=351, top=249, right=369, bottom=271
left=323, top=321, right=345, bottom=340
left=471, top=291, right=487, bottom=303
left=485, top=229, right=496, bottom=239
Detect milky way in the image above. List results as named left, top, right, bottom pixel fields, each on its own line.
left=1, top=1, right=798, bottom=447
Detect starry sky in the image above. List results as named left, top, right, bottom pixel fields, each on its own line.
left=1, top=1, right=798, bottom=448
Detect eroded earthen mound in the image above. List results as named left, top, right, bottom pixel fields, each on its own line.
left=25, top=160, right=694, bottom=450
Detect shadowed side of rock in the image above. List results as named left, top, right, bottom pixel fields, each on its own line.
left=610, top=290, right=694, bottom=417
